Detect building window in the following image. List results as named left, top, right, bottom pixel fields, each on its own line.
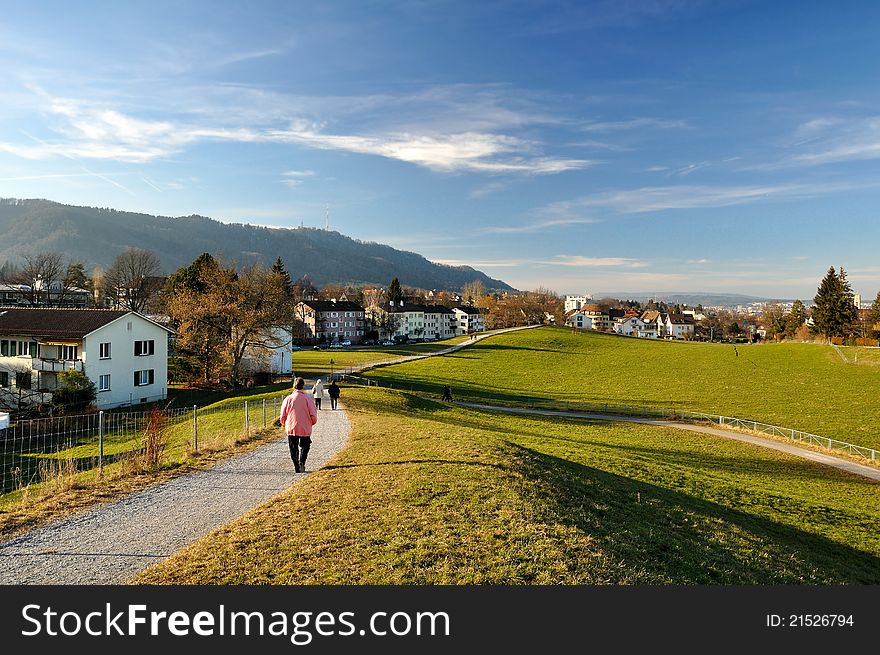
left=134, top=340, right=155, bottom=356
left=18, top=341, right=37, bottom=357
left=0, top=371, right=8, bottom=387
left=0, top=340, right=10, bottom=357
left=99, top=374, right=111, bottom=392
left=15, top=371, right=31, bottom=390
left=60, top=345, right=79, bottom=360
left=134, top=369, right=154, bottom=386
left=100, top=342, right=111, bottom=359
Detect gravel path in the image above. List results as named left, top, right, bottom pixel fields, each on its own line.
left=458, top=402, right=880, bottom=482
left=0, top=402, right=350, bottom=584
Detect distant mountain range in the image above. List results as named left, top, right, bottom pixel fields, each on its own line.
left=593, top=291, right=794, bottom=306
left=0, top=198, right=513, bottom=292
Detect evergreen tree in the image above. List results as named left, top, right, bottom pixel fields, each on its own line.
left=386, top=277, right=404, bottom=305
left=870, top=290, right=880, bottom=337
left=785, top=299, right=807, bottom=338
left=272, top=256, right=292, bottom=295
left=812, top=266, right=858, bottom=338
left=812, top=267, right=839, bottom=337
left=836, top=267, right=858, bottom=335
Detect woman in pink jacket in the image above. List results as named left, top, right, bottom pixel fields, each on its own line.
left=279, top=377, right=318, bottom=473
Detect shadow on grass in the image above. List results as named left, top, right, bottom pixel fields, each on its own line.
left=365, top=376, right=700, bottom=412
left=506, top=442, right=880, bottom=584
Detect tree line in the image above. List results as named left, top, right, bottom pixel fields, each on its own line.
left=761, top=266, right=880, bottom=343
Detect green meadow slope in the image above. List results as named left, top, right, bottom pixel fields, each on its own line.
left=364, top=327, right=880, bottom=449
left=135, top=388, right=880, bottom=585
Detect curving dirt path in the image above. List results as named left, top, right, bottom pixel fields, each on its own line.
left=457, top=401, right=880, bottom=482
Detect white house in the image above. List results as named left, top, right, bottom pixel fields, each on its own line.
left=613, top=316, right=658, bottom=338
left=664, top=314, right=696, bottom=340
left=424, top=305, right=457, bottom=340
left=240, top=326, right=295, bottom=376
left=564, top=309, right=596, bottom=330
left=0, top=308, right=173, bottom=411
left=453, top=306, right=485, bottom=335
left=564, top=295, right=593, bottom=313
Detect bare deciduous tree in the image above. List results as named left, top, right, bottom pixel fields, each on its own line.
left=17, top=252, right=65, bottom=306
left=103, top=248, right=162, bottom=312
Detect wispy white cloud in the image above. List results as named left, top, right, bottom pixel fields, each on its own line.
left=469, top=182, right=509, bottom=199
left=670, top=161, right=711, bottom=176
left=432, top=258, right=527, bottom=268
left=756, top=115, right=880, bottom=168
left=687, top=258, right=710, bottom=264
left=4, top=85, right=592, bottom=176
left=581, top=117, right=687, bottom=133
left=270, top=122, right=593, bottom=174
left=538, top=181, right=879, bottom=217
left=281, top=169, right=317, bottom=187
left=543, top=255, right=649, bottom=268
left=477, top=217, right=597, bottom=234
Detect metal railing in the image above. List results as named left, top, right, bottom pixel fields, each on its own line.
left=0, top=394, right=289, bottom=496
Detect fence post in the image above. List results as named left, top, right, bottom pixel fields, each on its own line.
left=245, top=401, right=249, bottom=435
left=263, top=398, right=267, bottom=428
left=193, top=405, right=198, bottom=452
left=98, top=410, right=104, bottom=477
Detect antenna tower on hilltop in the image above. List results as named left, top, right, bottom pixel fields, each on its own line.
left=325, top=205, right=330, bottom=231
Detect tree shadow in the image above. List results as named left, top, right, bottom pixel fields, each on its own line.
left=506, top=442, right=880, bottom=584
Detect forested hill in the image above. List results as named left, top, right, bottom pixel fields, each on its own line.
left=0, top=198, right=513, bottom=291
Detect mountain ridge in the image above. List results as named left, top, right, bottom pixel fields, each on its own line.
left=0, top=198, right=514, bottom=292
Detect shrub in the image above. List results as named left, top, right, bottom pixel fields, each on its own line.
left=855, top=337, right=879, bottom=347
left=51, top=370, right=97, bottom=415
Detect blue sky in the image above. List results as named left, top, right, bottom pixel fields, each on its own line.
left=1, top=0, right=879, bottom=299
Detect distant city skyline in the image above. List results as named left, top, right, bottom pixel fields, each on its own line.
left=1, top=1, right=880, bottom=299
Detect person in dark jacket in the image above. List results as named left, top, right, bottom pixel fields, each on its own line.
left=328, top=380, right=341, bottom=410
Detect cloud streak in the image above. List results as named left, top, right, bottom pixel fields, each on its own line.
left=2, top=85, right=593, bottom=175
left=538, top=180, right=880, bottom=217
left=477, top=217, right=597, bottom=234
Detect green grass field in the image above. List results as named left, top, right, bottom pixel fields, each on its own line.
left=363, top=327, right=880, bottom=449
left=289, top=336, right=469, bottom=376
left=134, top=387, right=880, bottom=585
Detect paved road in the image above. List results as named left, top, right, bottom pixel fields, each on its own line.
left=458, top=402, right=880, bottom=483
left=0, top=403, right=350, bottom=584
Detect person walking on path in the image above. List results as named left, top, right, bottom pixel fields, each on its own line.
left=312, top=378, right=325, bottom=410
left=280, top=377, right=318, bottom=473
left=441, top=385, right=453, bottom=402
left=328, top=380, right=341, bottom=410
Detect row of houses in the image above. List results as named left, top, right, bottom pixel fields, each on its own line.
left=297, top=299, right=485, bottom=344
left=0, top=297, right=488, bottom=413
left=565, top=304, right=696, bottom=340
left=0, top=282, right=91, bottom=308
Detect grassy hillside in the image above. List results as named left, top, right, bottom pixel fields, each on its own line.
left=134, top=387, right=880, bottom=584
left=290, top=336, right=469, bottom=376
left=363, top=327, right=880, bottom=449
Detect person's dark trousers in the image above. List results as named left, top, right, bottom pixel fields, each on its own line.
left=330, top=397, right=338, bottom=410
left=287, top=435, right=312, bottom=472
left=315, top=397, right=322, bottom=410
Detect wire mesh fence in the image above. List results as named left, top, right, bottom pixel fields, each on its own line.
left=0, top=393, right=290, bottom=497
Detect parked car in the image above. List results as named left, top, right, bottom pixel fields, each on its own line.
left=329, top=343, right=343, bottom=349
left=381, top=340, right=395, bottom=346
left=340, top=340, right=352, bottom=347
